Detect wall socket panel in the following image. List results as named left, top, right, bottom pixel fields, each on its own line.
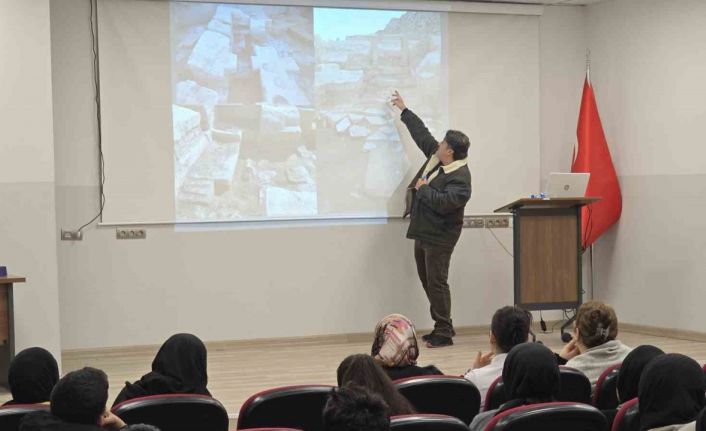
left=116, top=228, right=146, bottom=240
left=462, top=215, right=511, bottom=229
left=61, top=230, right=83, bottom=241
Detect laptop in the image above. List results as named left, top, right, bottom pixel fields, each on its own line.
left=543, top=172, right=590, bottom=198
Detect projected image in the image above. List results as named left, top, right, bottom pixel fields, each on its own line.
left=171, top=3, right=444, bottom=221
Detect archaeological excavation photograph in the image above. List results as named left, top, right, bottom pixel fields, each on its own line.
left=171, top=2, right=445, bottom=222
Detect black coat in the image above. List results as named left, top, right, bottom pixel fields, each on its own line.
left=20, top=411, right=104, bottom=431
left=384, top=364, right=443, bottom=381
left=401, top=109, right=471, bottom=247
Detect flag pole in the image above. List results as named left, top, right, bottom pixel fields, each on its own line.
left=586, top=49, right=591, bottom=83
left=589, top=244, right=595, bottom=300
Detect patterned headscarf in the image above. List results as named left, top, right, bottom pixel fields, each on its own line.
left=371, top=314, right=419, bottom=368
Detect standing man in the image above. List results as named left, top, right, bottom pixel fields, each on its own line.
left=392, top=91, right=472, bottom=348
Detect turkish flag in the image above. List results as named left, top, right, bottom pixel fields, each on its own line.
left=572, top=77, right=622, bottom=249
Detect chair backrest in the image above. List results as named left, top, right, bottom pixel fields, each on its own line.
left=394, top=375, right=480, bottom=425
left=237, top=385, right=334, bottom=431
left=593, top=363, right=621, bottom=409
left=111, top=394, right=229, bottom=431
left=611, top=398, right=639, bottom=431
left=484, top=376, right=506, bottom=412
left=390, top=414, right=470, bottom=431
left=484, top=402, right=608, bottom=431
left=559, top=366, right=592, bottom=404
left=0, top=404, right=51, bottom=431
left=235, top=429, right=303, bottom=431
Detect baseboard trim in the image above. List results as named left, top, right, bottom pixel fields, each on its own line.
left=62, top=324, right=493, bottom=356
left=63, top=322, right=705, bottom=357
left=620, top=323, right=706, bottom=343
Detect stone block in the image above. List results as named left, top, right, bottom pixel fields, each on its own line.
left=188, top=30, right=237, bottom=87
left=260, top=104, right=300, bottom=131
left=176, top=80, right=219, bottom=112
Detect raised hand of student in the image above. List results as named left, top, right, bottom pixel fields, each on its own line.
left=99, top=411, right=127, bottom=430
left=472, top=350, right=495, bottom=370
left=559, top=338, right=580, bottom=361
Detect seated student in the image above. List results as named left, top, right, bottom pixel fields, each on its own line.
left=469, top=343, right=560, bottom=431
left=4, top=347, right=59, bottom=406
left=371, top=314, right=442, bottom=380
left=597, top=345, right=667, bottom=428
left=638, top=354, right=705, bottom=431
left=556, top=301, right=631, bottom=386
left=113, top=333, right=210, bottom=406
left=20, top=367, right=126, bottom=431
left=463, top=306, right=531, bottom=410
left=617, top=345, right=665, bottom=404
left=337, top=354, right=414, bottom=415
left=323, top=386, right=390, bottom=431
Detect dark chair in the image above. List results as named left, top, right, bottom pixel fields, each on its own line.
left=484, top=376, right=506, bottom=411
left=593, top=363, right=621, bottom=409
left=484, top=402, right=608, bottom=431
left=394, top=375, right=480, bottom=425
left=559, top=366, right=592, bottom=404
left=234, top=429, right=303, bottom=431
left=390, top=414, right=470, bottom=431
left=611, top=398, right=639, bottom=431
left=0, top=404, right=51, bottom=431
left=237, top=385, right=334, bottom=431
left=111, top=394, right=228, bottom=431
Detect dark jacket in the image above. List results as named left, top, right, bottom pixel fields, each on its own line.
left=401, top=109, right=471, bottom=247
left=384, top=364, right=443, bottom=381
left=20, top=411, right=104, bottom=431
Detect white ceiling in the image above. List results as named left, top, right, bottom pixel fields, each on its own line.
left=465, top=0, right=605, bottom=5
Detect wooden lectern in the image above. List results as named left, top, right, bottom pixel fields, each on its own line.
left=494, top=198, right=599, bottom=331
left=0, top=275, right=24, bottom=387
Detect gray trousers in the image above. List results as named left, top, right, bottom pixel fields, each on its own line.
left=414, top=240, right=455, bottom=338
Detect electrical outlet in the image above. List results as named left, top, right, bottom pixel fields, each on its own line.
left=61, top=230, right=83, bottom=241
left=116, top=228, right=146, bottom=240
left=462, top=217, right=485, bottom=228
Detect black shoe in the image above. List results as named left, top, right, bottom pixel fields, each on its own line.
left=421, top=332, right=435, bottom=342
left=426, top=335, right=453, bottom=348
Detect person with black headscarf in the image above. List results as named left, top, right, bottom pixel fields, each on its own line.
left=617, top=345, right=665, bottom=404
left=638, top=353, right=705, bottom=431
left=112, top=333, right=210, bottom=406
left=469, top=342, right=560, bottom=431
left=4, top=347, right=59, bottom=405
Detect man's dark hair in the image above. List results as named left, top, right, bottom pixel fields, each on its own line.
left=444, top=130, right=470, bottom=160
left=50, top=367, right=109, bottom=425
left=323, top=385, right=390, bottom=431
left=491, top=306, right=532, bottom=353
left=125, top=425, right=161, bottom=431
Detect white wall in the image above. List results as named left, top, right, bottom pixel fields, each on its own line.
left=585, top=0, right=706, bottom=332
left=0, top=0, right=62, bottom=363
left=51, top=0, right=586, bottom=350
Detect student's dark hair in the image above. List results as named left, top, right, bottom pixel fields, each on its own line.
left=575, top=301, right=618, bottom=349
left=491, top=306, right=532, bottom=353
left=50, top=367, right=109, bottom=425
left=336, top=354, right=414, bottom=415
left=323, top=385, right=390, bottom=431
left=444, top=130, right=470, bottom=160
